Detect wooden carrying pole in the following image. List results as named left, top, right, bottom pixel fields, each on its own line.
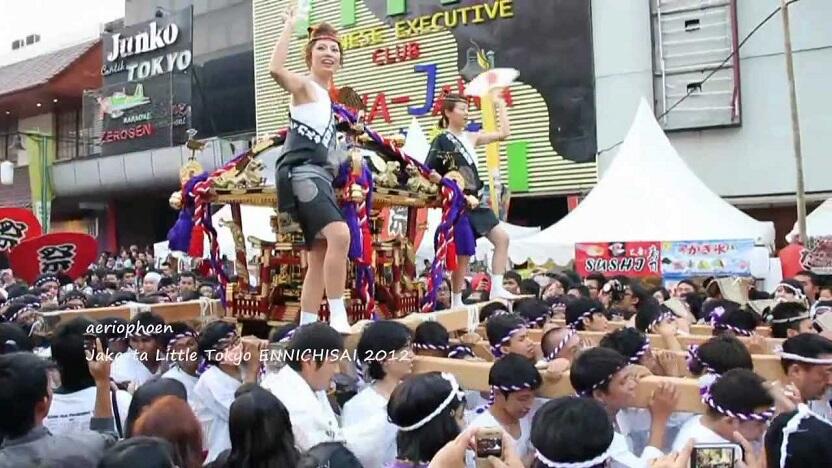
left=781, top=0, right=808, bottom=240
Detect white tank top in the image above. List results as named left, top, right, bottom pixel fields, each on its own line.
left=289, top=80, right=332, bottom=136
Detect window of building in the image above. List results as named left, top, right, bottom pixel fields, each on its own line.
left=56, top=108, right=80, bottom=160
left=0, top=118, right=18, bottom=164
left=651, top=0, right=742, bottom=130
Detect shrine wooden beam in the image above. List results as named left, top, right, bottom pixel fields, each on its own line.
left=40, top=300, right=226, bottom=325
left=411, top=356, right=707, bottom=413
left=537, top=320, right=772, bottom=339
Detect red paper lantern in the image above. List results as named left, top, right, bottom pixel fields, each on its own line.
left=9, top=232, right=98, bottom=283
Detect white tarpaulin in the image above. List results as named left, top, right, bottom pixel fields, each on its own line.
left=509, top=98, right=775, bottom=264
left=415, top=208, right=540, bottom=269
left=786, top=198, right=832, bottom=242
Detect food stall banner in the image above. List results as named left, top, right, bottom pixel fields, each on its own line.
left=575, top=242, right=661, bottom=278
left=661, top=239, right=754, bottom=279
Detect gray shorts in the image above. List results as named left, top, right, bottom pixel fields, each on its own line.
left=291, top=175, right=345, bottom=247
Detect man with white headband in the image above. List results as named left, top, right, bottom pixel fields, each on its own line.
left=777, top=333, right=832, bottom=422
left=530, top=397, right=615, bottom=468
left=769, top=302, right=816, bottom=339
left=764, top=403, right=832, bottom=467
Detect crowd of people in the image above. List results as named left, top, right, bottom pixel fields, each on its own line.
left=1, top=266, right=831, bottom=467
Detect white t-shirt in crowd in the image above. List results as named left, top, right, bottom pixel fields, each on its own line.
left=610, top=431, right=664, bottom=468
left=162, top=365, right=199, bottom=403
left=111, top=349, right=162, bottom=388
left=341, top=385, right=398, bottom=467
left=671, top=415, right=728, bottom=451
left=45, top=386, right=132, bottom=436
left=192, top=366, right=241, bottom=463
left=466, top=409, right=533, bottom=467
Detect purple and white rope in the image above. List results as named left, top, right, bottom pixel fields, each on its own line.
left=9, top=302, right=42, bottom=322
left=649, top=311, right=674, bottom=332
left=447, top=345, right=475, bottom=359
left=544, top=328, right=576, bottom=362
left=569, top=307, right=599, bottom=329
left=687, top=344, right=719, bottom=375
left=491, top=326, right=525, bottom=358
left=628, top=339, right=650, bottom=364
left=701, top=393, right=775, bottom=422
left=413, top=343, right=449, bottom=352
left=475, top=382, right=535, bottom=414
left=166, top=330, right=198, bottom=351
left=578, top=363, right=628, bottom=397
left=711, top=321, right=754, bottom=337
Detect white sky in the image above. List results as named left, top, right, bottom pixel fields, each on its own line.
left=0, top=0, right=124, bottom=64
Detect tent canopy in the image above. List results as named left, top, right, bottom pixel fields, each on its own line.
left=510, top=98, right=775, bottom=264
left=786, top=198, right=832, bottom=242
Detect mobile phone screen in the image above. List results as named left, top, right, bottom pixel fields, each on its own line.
left=475, top=435, right=502, bottom=458
left=691, top=444, right=739, bottom=468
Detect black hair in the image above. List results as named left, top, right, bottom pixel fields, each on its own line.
left=564, top=297, right=605, bottom=331
left=780, top=333, right=832, bottom=373
left=178, top=291, right=200, bottom=302
left=633, top=300, right=661, bottom=333
left=515, top=298, right=550, bottom=329
left=198, top=320, right=237, bottom=363
left=765, top=408, right=832, bottom=468
left=713, top=306, right=759, bottom=337
left=705, top=369, right=773, bottom=419
left=388, top=372, right=464, bottom=464
left=130, top=311, right=168, bottom=346
left=297, top=442, right=363, bottom=468
left=479, top=301, right=509, bottom=323
left=770, top=302, right=811, bottom=338
left=530, top=397, right=614, bottom=468
left=158, top=277, right=175, bottom=289
left=702, top=299, right=741, bottom=323
left=485, top=313, right=526, bottom=351
left=571, top=285, right=591, bottom=298
left=98, top=436, right=183, bottom=468
left=125, top=378, right=187, bottom=437
left=50, top=317, right=98, bottom=392
left=0, top=352, right=50, bottom=439
left=98, top=316, right=129, bottom=343
left=681, top=292, right=706, bottom=321
left=519, top=279, right=541, bottom=298
left=649, top=286, right=670, bottom=301
left=628, top=282, right=651, bottom=309
left=503, top=271, right=521, bottom=285
left=165, top=321, right=196, bottom=348
left=0, top=323, right=33, bottom=354
left=689, top=335, right=752, bottom=376
left=227, top=386, right=301, bottom=467
left=749, top=288, right=771, bottom=300
left=59, top=290, right=90, bottom=308
left=269, top=323, right=297, bottom=344
left=570, top=347, right=628, bottom=396
left=600, top=328, right=649, bottom=364
left=490, top=354, right=542, bottom=399
left=677, top=279, right=697, bottom=291
left=285, top=322, right=344, bottom=372
left=585, top=272, right=606, bottom=284
left=107, top=290, right=137, bottom=307
left=356, top=320, right=412, bottom=381
left=413, top=321, right=449, bottom=350
left=4, top=283, right=29, bottom=300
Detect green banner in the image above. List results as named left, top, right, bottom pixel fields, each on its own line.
left=26, top=134, right=55, bottom=232
left=507, top=140, right=529, bottom=192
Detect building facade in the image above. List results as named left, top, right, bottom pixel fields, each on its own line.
left=593, top=0, right=832, bottom=246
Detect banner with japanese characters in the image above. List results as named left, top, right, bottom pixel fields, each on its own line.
left=661, top=239, right=754, bottom=279
left=800, top=236, right=832, bottom=274
left=8, top=232, right=97, bottom=283
left=575, top=241, right=662, bottom=278
left=0, top=208, right=43, bottom=253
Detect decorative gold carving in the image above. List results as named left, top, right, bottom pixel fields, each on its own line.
left=405, top=164, right=438, bottom=194
left=374, top=161, right=401, bottom=188
left=213, top=157, right=266, bottom=190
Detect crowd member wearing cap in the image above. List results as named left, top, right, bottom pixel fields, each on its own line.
left=161, top=322, right=200, bottom=403
left=59, top=290, right=90, bottom=310
left=342, top=321, right=413, bottom=467
left=571, top=347, right=678, bottom=467
left=564, top=297, right=608, bottom=332
left=530, top=397, right=616, bottom=468
left=777, top=333, right=832, bottom=421
left=111, top=312, right=167, bottom=389
left=485, top=313, right=536, bottom=361
left=261, top=322, right=370, bottom=462
left=0, top=349, right=118, bottom=467
left=769, top=302, right=816, bottom=339
left=764, top=403, right=832, bottom=468
left=386, top=372, right=467, bottom=467
left=33, top=274, right=60, bottom=302
left=46, top=318, right=131, bottom=437
left=468, top=354, right=542, bottom=465
left=142, top=272, right=162, bottom=296
left=192, top=321, right=262, bottom=463
left=671, top=369, right=775, bottom=454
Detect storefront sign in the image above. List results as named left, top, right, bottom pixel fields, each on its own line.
left=661, top=239, right=754, bottom=279
left=801, top=236, right=832, bottom=274
left=372, top=42, right=421, bottom=66
left=393, top=0, right=514, bottom=39
left=575, top=242, right=661, bottom=278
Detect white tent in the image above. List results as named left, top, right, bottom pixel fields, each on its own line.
left=415, top=208, right=540, bottom=269
left=509, top=98, right=775, bottom=265
left=786, top=198, right=832, bottom=242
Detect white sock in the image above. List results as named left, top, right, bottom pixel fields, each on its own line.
left=299, top=311, right=319, bottom=325
left=452, top=292, right=464, bottom=308
left=328, top=298, right=350, bottom=332
left=491, top=274, right=504, bottom=295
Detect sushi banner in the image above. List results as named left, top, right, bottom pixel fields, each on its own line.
left=575, top=242, right=662, bottom=278
left=661, top=239, right=754, bottom=279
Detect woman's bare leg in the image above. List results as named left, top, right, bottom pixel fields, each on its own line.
left=485, top=226, right=520, bottom=299
left=450, top=255, right=470, bottom=308
left=321, top=221, right=351, bottom=332
left=299, top=240, right=326, bottom=324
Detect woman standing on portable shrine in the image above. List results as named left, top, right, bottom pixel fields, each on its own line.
left=268, top=5, right=351, bottom=333
left=426, top=92, right=520, bottom=307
